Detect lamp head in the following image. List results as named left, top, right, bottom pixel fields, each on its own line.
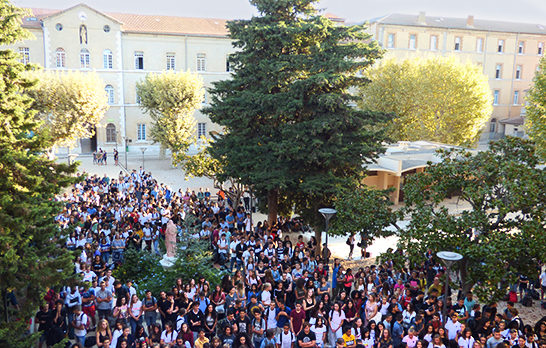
left=319, top=208, right=337, bottom=222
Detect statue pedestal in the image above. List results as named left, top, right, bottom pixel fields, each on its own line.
left=160, top=255, right=177, bottom=268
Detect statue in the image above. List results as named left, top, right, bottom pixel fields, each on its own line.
left=79, top=25, right=88, bottom=44
left=165, top=219, right=177, bottom=258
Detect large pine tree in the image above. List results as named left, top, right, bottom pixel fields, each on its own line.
left=0, top=1, right=77, bottom=345
left=206, top=0, right=387, bottom=237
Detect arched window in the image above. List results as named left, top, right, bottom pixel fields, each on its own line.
left=105, top=85, right=114, bottom=104
left=56, top=48, right=66, bottom=68
left=80, top=48, right=90, bottom=68
left=103, top=49, right=113, bottom=69
left=106, top=123, right=116, bottom=143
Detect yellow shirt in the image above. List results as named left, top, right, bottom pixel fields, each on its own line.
left=343, top=333, right=356, bottom=347
left=195, top=337, right=210, bottom=348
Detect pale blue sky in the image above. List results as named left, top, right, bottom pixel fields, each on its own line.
left=14, top=0, right=546, bottom=24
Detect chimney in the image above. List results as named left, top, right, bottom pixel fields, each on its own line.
left=417, top=11, right=426, bottom=25
left=467, top=15, right=474, bottom=27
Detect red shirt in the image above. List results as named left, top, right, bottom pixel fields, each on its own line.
left=290, top=309, right=306, bottom=333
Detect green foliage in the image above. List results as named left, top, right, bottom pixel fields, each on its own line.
left=358, top=57, right=493, bottom=146
left=113, top=216, right=223, bottom=297
left=136, top=71, right=204, bottom=155
left=525, top=57, right=546, bottom=160
left=330, top=185, right=402, bottom=241
left=388, top=137, right=546, bottom=302
left=205, top=0, right=387, bottom=228
left=26, top=70, right=109, bottom=148
left=0, top=1, right=77, bottom=345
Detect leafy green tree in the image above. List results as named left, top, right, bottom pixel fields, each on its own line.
left=0, top=1, right=77, bottom=345
left=178, top=138, right=245, bottom=209
left=358, top=57, right=493, bottom=146
left=525, top=57, right=546, bottom=160
left=387, top=137, right=546, bottom=302
left=26, top=70, right=109, bottom=154
left=136, top=71, right=204, bottom=158
left=205, top=0, right=386, bottom=247
left=330, top=186, right=402, bottom=253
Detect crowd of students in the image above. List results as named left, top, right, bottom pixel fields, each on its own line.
left=35, top=170, right=546, bottom=348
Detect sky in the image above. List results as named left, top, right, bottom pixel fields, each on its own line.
left=13, top=0, right=546, bottom=24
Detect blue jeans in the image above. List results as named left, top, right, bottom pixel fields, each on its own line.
left=130, top=317, right=143, bottom=334
left=144, top=311, right=157, bottom=328
left=75, top=334, right=86, bottom=346
left=101, top=251, right=110, bottom=263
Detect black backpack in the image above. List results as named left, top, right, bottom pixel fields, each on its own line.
left=521, top=295, right=533, bottom=307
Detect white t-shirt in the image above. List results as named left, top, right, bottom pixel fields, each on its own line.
left=458, top=336, right=475, bottom=348
left=130, top=300, right=142, bottom=317
left=311, top=325, right=327, bottom=345
left=261, top=290, right=271, bottom=306
left=73, top=312, right=88, bottom=337
left=329, top=310, right=346, bottom=330
left=277, top=330, right=295, bottom=348
left=161, top=330, right=178, bottom=344
left=540, top=272, right=546, bottom=286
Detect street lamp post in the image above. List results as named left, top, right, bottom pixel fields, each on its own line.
left=318, top=208, right=337, bottom=266
left=140, top=147, right=147, bottom=170
left=437, top=251, right=463, bottom=323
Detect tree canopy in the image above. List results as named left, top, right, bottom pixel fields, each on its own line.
left=26, top=70, right=109, bottom=150
left=525, top=57, right=546, bottom=160
left=0, top=1, right=77, bottom=345
left=205, top=0, right=387, bottom=245
left=358, top=57, right=493, bottom=146
left=386, top=137, right=546, bottom=302
left=136, top=71, right=204, bottom=157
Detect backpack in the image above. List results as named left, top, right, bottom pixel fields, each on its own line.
left=521, top=295, right=533, bottom=307
left=529, top=288, right=540, bottom=300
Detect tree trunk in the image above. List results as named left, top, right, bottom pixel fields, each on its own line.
left=159, top=145, right=166, bottom=159
left=267, top=189, right=278, bottom=227
left=315, top=227, right=322, bottom=259
left=459, top=259, right=474, bottom=295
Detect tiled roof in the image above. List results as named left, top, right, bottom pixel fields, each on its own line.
left=23, top=7, right=229, bottom=37
left=373, top=13, right=546, bottom=35
left=108, top=12, right=228, bottom=37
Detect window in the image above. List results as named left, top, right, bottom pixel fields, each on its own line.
left=513, top=90, right=519, bottom=105
left=103, top=49, right=113, bottom=69
left=80, top=48, right=90, bottom=68
left=454, top=37, right=461, bottom=51
left=18, top=47, right=30, bottom=64
left=56, top=48, right=66, bottom=68
left=497, top=39, right=504, bottom=53
left=166, top=53, right=175, bottom=70
left=518, top=41, right=525, bottom=54
left=106, top=123, right=116, bottom=143
left=539, top=42, right=544, bottom=55
left=409, top=34, right=417, bottom=50
left=495, top=64, right=502, bottom=79
left=103, top=25, right=110, bottom=33
left=197, top=123, right=207, bottom=138
left=387, top=33, right=395, bottom=48
left=137, top=124, right=146, bottom=141
left=515, top=65, right=522, bottom=80
left=134, top=51, right=144, bottom=70
left=202, top=92, right=208, bottom=105
left=430, top=35, right=438, bottom=50
left=136, top=87, right=141, bottom=104
left=493, top=90, right=500, bottom=105
left=476, top=38, right=483, bottom=52
left=196, top=53, right=206, bottom=72
left=226, top=55, right=234, bottom=72
left=489, top=118, right=497, bottom=133
left=55, top=23, right=63, bottom=31
left=105, top=85, right=114, bottom=104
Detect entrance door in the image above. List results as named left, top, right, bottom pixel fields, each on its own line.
left=80, top=127, right=98, bottom=153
